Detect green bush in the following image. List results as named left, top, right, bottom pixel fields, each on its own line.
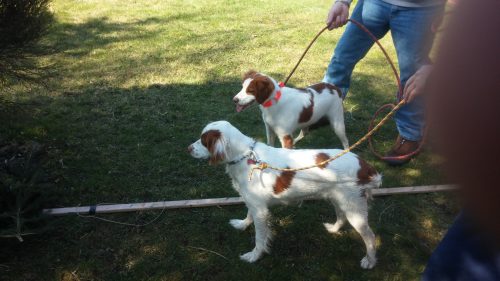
left=0, top=0, right=53, bottom=87
left=0, top=0, right=52, bottom=47
left=0, top=1, right=54, bottom=239
left=0, top=142, right=54, bottom=241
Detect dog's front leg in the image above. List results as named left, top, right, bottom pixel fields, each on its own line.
left=229, top=209, right=253, bottom=231
left=278, top=134, right=294, bottom=149
left=264, top=122, right=276, bottom=146
left=240, top=207, right=271, bottom=263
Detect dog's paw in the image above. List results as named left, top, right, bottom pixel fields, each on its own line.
left=240, top=250, right=262, bottom=263
left=323, top=222, right=342, bottom=234
left=229, top=219, right=249, bottom=230
left=360, top=256, right=377, bottom=269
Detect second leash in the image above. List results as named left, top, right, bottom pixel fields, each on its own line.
left=248, top=19, right=410, bottom=181
left=248, top=100, right=406, bottom=181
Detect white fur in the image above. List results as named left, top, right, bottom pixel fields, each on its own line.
left=189, top=121, right=381, bottom=269
left=233, top=73, right=349, bottom=149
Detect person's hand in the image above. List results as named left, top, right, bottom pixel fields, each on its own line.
left=326, top=1, right=349, bottom=30
left=403, top=65, right=433, bottom=103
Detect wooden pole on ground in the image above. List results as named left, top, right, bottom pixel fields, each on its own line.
left=42, top=184, right=456, bottom=216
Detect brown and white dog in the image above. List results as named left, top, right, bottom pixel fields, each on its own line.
left=188, top=121, right=380, bottom=269
left=232, top=70, right=349, bottom=149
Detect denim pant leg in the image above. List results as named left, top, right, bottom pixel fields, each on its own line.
left=390, top=5, right=443, bottom=141
left=323, top=0, right=391, bottom=98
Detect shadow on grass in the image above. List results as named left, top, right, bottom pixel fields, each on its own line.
left=35, top=13, right=257, bottom=90
left=0, top=75, right=457, bottom=280
left=2, top=71, right=445, bottom=203
left=0, top=12, right=457, bottom=280
left=45, top=13, right=199, bottom=57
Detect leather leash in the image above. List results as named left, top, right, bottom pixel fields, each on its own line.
left=248, top=19, right=427, bottom=180
left=283, top=19, right=425, bottom=163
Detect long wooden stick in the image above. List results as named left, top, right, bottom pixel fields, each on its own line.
left=42, top=185, right=456, bottom=216
left=371, top=184, right=456, bottom=195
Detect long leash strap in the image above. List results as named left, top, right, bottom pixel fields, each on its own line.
left=249, top=19, right=425, bottom=180
left=283, top=19, right=426, bottom=163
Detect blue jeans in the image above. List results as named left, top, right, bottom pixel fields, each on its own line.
left=422, top=213, right=500, bottom=281
left=323, top=0, right=442, bottom=141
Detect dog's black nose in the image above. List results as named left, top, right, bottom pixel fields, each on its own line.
left=187, top=145, right=193, bottom=153
left=233, top=97, right=239, bottom=104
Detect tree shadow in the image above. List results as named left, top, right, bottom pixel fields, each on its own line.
left=44, top=13, right=199, bottom=57
left=31, top=13, right=253, bottom=91
left=2, top=68, right=445, bottom=205
left=0, top=76, right=457, bottom=281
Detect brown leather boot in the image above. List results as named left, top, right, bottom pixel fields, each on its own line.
left=384, top=135, right=420, bottom=165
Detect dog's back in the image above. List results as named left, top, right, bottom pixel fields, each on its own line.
left=247, top=146, right=381, bottom=201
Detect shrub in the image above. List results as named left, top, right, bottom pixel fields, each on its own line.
left=0, top=141, right=54, bottom=241
left=0, top=0, right=53, bottom=87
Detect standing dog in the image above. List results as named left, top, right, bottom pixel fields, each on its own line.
left=232, top=70, right=349, bottom=149
left=188, top=121, right=380, bottom=269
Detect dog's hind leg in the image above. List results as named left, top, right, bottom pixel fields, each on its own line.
left=343, top=199, right=377, bottom=269
left=324, top=201, right=347, bottom=234
left=327, top=107, right=349, bottom=149
left=293, top=128, right=309, bottom=145
left=230, top=209, right=253, bottom=231
left=240, top=207, right=271, bottom=263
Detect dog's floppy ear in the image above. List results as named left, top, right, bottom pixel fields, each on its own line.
left=201, top=129, right=226, bottom=165
left=243, top=70, right=258, bottom=81
left=247, top=75, right=275, bottom=104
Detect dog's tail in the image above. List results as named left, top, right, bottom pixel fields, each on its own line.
left=362, top=173, right=382, bottom=200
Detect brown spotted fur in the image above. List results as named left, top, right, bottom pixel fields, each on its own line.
left=283, top=135, right=293, bottom=149
left=308, top=82, right=343, bottom=98
left=273, top=169, right=296, bottom=194
left=315, top=152, right=330, bottom=169
left=246, top=76, right=275, bottom=104
left=243, top=70, right=258, bottom=81
left=357, top=157, right=377, bottom=185
left=298, top=92, right=314, bottom=123
left=201, top=129, right=224, bottom=165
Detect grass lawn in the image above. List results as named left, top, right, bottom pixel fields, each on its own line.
left=0, top=0, right=458, bottom=280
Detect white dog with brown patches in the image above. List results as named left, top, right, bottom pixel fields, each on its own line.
left=188, top=121, right=381, bottom=269
left=232, top=70, right=349, bottom=149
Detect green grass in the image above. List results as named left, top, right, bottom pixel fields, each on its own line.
left=0, top=0, right=458, bottom=280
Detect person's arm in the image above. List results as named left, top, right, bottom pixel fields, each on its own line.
left=326, top=0, right=351, bottom=30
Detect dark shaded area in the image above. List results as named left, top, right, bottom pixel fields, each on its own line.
left=0, top=0, right=52, bottom=47
left=0, top=77, right=455, bottom=280
left=0, top=141, right=59, bottom=241
left=0, top=0, right=53, bottom=87
left=428, top=0, right=500, bottom=246
left=45, top=16, right=174, bottom=57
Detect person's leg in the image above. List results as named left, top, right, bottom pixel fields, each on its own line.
left=323, top=0, right=391, bottom=98
left=390, top=5, right=443, bottom=141
left=423, top=213, right=500, bottom=281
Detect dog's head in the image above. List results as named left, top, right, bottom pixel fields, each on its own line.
left=188, top=121, right=234, bottom=165
left=232, top=70, right=276, bottom=112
